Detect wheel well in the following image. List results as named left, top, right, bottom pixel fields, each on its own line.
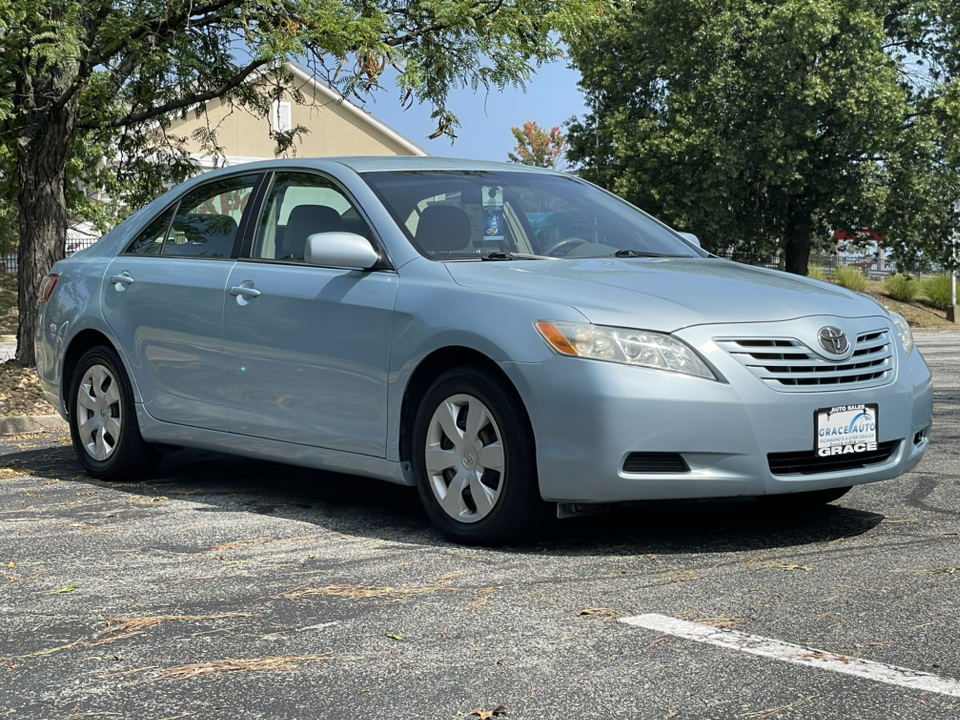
left=399, top=347, right=527, bottom=465
left=62, top=330, right=116, bottom=412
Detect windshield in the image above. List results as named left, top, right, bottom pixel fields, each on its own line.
left=361, top=170, right=705, bottom=261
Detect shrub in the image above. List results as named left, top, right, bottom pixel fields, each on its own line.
left=922, top=275, right=955, bottom=310
left=806, top=266, right=828, bottom=282
left=835, top=266, right=868, bottom=292
left=884, top=274, right=918, bottom=302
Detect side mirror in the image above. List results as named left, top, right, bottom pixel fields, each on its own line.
left=305, top=232, right=380, bottom=270
left=678, top=231, right=701, bottom=248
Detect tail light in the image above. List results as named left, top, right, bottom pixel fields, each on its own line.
left=38, top=274, right=59, bottom=303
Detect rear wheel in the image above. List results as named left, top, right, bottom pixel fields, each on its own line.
left=68, top=346, right=159, bottom=481
left=412, top=366, right=548, bottom=546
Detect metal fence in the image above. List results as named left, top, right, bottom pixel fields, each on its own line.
left=1, top=236, right=100, bottom=274
left=723, top=252, right=903, bottom=280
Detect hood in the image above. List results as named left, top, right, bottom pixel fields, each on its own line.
left=444, top=257, right=885, bottom=331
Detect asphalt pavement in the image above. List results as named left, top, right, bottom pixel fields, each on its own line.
left=0, top=330, right=957, bottom=719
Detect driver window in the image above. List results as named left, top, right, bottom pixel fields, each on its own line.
left=253, top=172, right=368, bottom=262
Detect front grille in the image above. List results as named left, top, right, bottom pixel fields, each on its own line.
left=768, top=440, right=898, bottom=475
left=716, top=329, right=894, bottom=392
left=623, top=452, right=689, bottom=474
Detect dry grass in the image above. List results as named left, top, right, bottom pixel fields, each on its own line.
left=158, top=655, right=327, bottom=679
left=210, top=537, right=272, bottom=553
left=89, top=613, right=254, bottom=647
left=275, top=580, right=460, bottom=603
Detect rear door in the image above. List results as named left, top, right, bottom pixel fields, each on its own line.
left=102, top=173, right=261, bottom=429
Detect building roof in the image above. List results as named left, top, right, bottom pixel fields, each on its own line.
left=286, top=65, right=428, bottom=158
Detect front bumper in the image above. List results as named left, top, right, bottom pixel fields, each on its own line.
left=503, top=318, right=933, bottom=504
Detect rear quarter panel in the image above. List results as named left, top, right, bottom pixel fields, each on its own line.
left=36, top=256, right=120, bottom=417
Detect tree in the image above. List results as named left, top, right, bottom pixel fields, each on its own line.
left=566, top=0, right=960, bottom=276
left=508, top=121, right=569, bottom=169
left=0, top=0, right=606, bottom=366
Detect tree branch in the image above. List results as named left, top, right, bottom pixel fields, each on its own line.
left=76, top=58, right=272, bottom=130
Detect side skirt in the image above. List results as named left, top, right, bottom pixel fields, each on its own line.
left=136, top=405, right=412, bottom=486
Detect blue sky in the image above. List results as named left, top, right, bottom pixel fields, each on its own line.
left=363, top=58, right=589, bottom=161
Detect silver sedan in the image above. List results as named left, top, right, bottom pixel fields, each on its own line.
left=35, top=157, right=933, bottom=545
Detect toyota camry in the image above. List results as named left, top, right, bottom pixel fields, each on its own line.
left=35, top=157, right=933, bottom=545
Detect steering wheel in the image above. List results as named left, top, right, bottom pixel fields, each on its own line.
left=544, top=236, right=590, bottom=257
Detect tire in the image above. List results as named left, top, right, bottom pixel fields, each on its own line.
left=412, top=365, right=548, bottom=546
left=758, top=486, right=852, bottom=510
left=68, top=345, right=159, bottom=481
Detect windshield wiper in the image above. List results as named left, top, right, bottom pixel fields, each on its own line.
left=612, top=249, right=687, bottom=258
left=481, top=251, right=545, bottom=261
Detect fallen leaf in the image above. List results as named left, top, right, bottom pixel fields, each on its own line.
left=578, top=607, right=617, bottom=619
left=383, top=633, right=403, bottom=642
left=755, top=561, right=811, bottom=572
left=7, top=562, right=14, bottom=569
left=928, top=567, right=959, bottom=575
left=470, top=707, right=506, bottom=719
left=48, top=585, right=81, bottom=594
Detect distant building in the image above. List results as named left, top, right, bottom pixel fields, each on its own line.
left=170, top=64, right=427, bottom=169
left=55, top=65, right=428, bottom=256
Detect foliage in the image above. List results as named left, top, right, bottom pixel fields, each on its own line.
left=835, top=266, right=869, bottom=293
left=922, top=275, right=956, bottom=310
left=508, top=121, right=569, bottom=169
left=0, top=0, right=609, bottom=364
left=567, top=0, right=960, bottom=277
left=884, top=274, right=919, bottom=303
left=806, top=266, right=828, bottom=283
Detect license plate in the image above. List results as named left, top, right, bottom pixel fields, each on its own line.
left=815, top=404, right=878, bottom=457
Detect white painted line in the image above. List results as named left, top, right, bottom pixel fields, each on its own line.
left=622, top=613, right=960, bottom=698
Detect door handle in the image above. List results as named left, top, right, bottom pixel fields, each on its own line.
left=229, top=284, right=261, bottom=299
left=109, top=272, right=134, bottom=286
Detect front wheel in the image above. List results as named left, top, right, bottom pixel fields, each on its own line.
left=68, top=346, right=159, bottom=481
left=412, top=366, right=548, bottom=546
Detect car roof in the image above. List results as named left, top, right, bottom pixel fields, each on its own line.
left=200, top=155, right=562, bottom=177
left=328, top=156, right=560, bottom=174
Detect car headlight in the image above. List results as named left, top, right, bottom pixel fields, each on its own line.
left=535, top=321, right=717, bottom=379
left=889, top=311, right=915, bottom=357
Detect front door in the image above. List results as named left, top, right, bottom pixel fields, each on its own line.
left=221, top=171, right=398, bottom=456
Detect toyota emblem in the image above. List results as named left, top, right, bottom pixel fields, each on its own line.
left=818, top=326, right=849, bottom=355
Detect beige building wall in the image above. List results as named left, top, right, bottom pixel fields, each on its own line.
left=169, top=67, right=426, bottom=164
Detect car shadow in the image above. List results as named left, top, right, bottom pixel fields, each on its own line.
left=1, top=444, right=884, bottom=555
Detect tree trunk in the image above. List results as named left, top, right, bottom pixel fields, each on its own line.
left=782, top=211, right=813, bottom=276
left=15, top=96, right=75, bottom=367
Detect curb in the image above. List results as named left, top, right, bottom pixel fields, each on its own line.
left=0, top=335, right=14, bottom=343
left=0, top=414, right=68, bottom=436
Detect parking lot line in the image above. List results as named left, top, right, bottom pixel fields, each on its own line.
left=621, top=613, right=960, bottom=698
